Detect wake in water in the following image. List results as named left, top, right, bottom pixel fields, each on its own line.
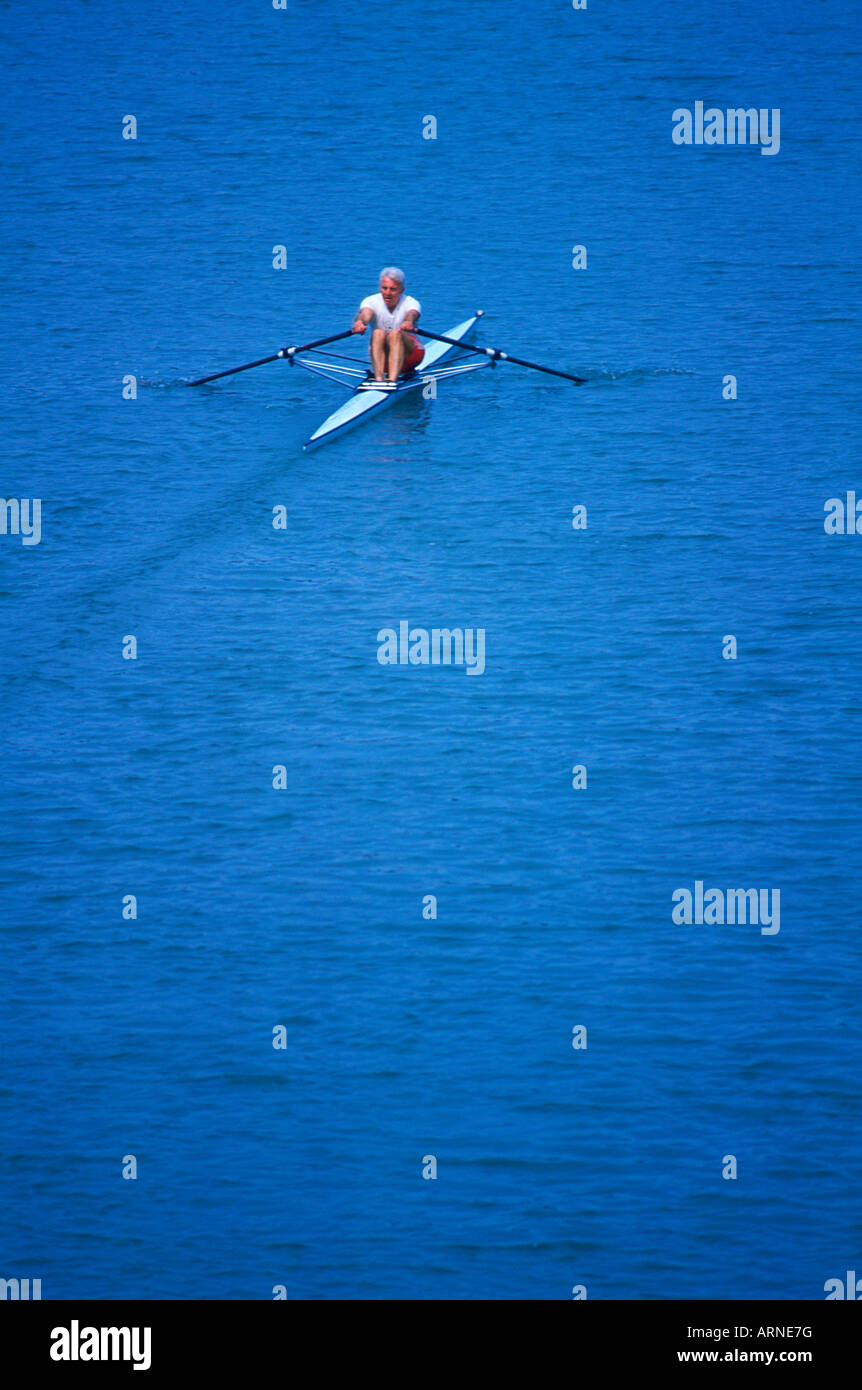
left=577, top=365, right=695, bottom=384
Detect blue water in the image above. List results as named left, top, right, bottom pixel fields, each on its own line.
left=2, top=0, right=861, bottom=1300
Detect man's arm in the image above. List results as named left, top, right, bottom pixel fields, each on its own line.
left=352, top=306, right=374, bottom=334
left=400, top=300, right=420, bottom=331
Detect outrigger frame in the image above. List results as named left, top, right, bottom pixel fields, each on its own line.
left=296, top=314, right=492, bottom=450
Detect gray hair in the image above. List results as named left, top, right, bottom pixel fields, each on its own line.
left=379, top=266, right=405, bottom=286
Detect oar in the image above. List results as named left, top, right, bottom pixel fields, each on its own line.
left=414, top=323, right=585, bottom=385
left=186, top=330, right=355, bottom=386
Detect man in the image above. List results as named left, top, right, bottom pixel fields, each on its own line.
left=352, top=267, right=425, bottom=389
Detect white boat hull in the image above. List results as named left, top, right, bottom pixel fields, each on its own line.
left=303, top=316, right=480, bottom=450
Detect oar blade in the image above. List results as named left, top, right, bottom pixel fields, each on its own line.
left=186, top=330, right=355, bottom=387
left=413, top=326, right=584, bottom=385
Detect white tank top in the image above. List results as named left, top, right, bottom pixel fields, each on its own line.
left=359, top=292, right=421, bottom=331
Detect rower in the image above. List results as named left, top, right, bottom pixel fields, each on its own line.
left=351, top=267, right=425, bottom=389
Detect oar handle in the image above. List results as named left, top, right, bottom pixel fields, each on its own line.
left=282, top=329, right=356, bottom=357
left=414, top=326, right=584, bottom=385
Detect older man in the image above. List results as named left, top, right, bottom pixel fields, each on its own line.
left=352, top=267, right=425, bottom=389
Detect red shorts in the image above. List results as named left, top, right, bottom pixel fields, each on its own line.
left=403, top=335, right=425, bottom=370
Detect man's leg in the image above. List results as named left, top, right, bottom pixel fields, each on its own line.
left=402, top=337, right=425, bottom=373
left=370, top=329, right=387, bottom=381
left=385, top=328, right=414, bottom=381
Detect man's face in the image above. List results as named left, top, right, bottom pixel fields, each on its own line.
left=380, top=276, right=403, bottom=309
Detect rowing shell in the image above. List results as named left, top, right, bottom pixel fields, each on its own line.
left=298, top=315, right=489, bottom=450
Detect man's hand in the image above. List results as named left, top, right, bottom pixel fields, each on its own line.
left=352, top=319, right=367, bottom=335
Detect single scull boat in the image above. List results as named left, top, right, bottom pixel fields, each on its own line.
left=185, top=311, right=584, bottom=449
left=298, top=314, right=488, bottom=449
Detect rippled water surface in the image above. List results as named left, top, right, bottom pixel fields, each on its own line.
left=1, top=0, right=860, bottom=1299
